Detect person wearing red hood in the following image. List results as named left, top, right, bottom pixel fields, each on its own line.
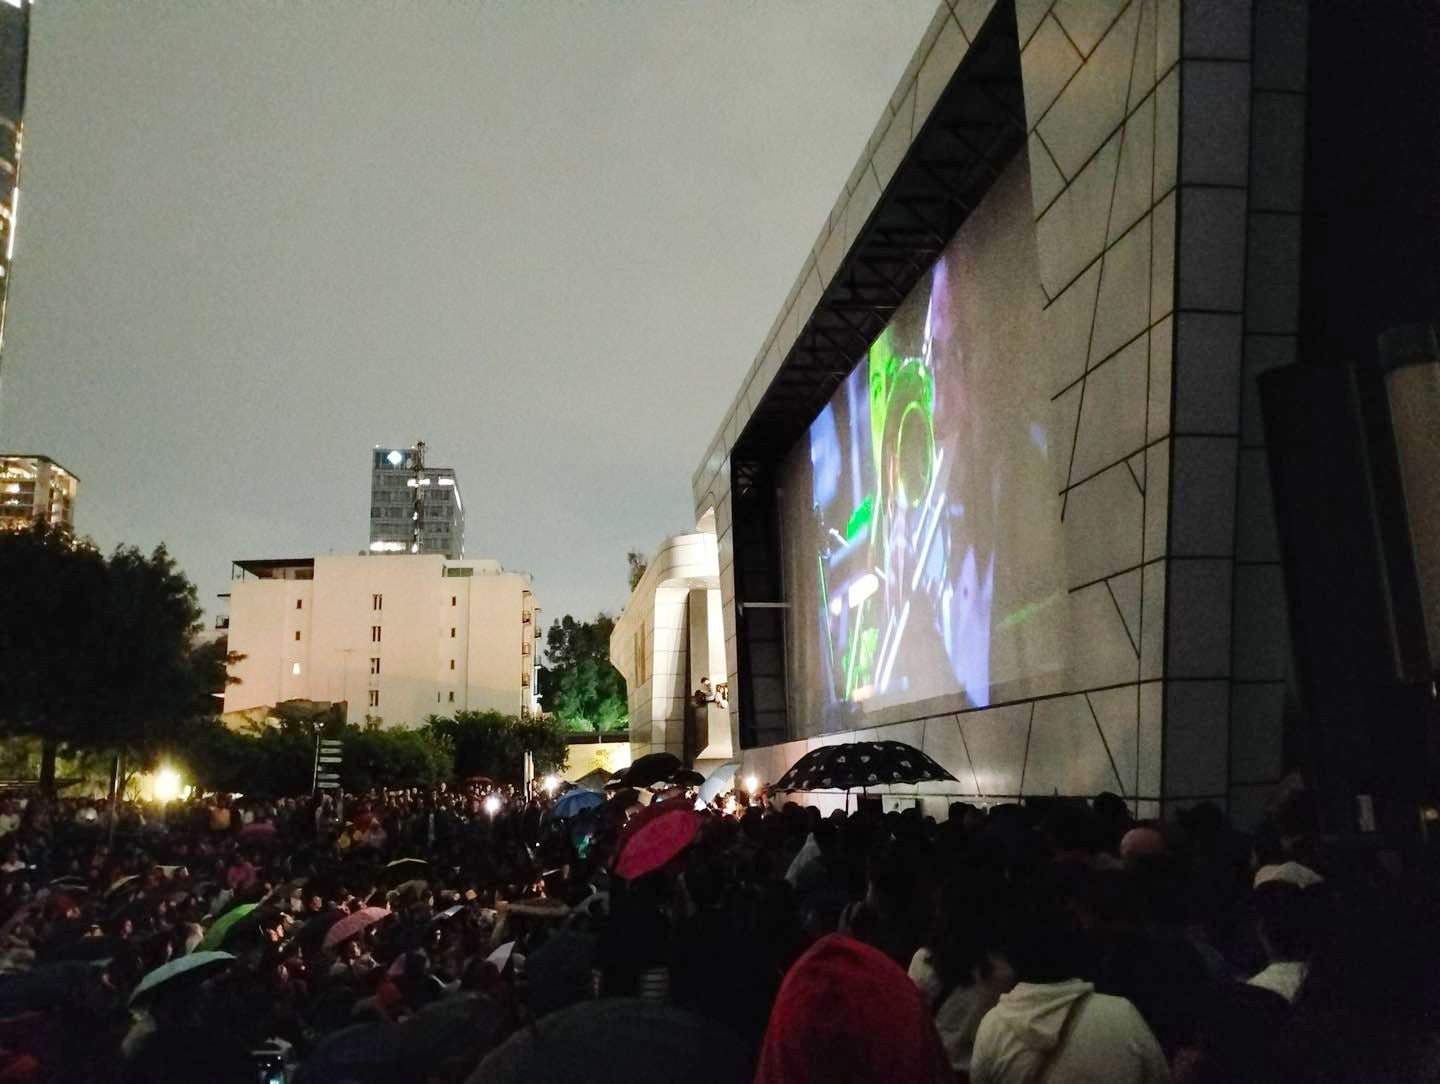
left=970, top=898, right=1167, bottom=1084
left=755, top=932, right=951, bottom=1084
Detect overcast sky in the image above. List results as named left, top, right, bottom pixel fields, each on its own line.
left=0, top=0, right=935, bottom=625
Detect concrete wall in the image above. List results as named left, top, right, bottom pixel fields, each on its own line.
left=225, top=555, right=538, bottom=727
left=610, top=532, right=722, bottom=759
left=689, top=0, right=1305, bottom=825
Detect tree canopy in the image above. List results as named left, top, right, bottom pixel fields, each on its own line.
left=536, top=614, right=628, bottom=734
left=0, top=523, right=214, bottom=790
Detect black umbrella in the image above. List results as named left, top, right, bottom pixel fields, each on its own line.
left=620, top=752, right=682, bottom=789
left=467, top=998, right=750, bottom=1084
left=773, top=740, right=957, bottom=792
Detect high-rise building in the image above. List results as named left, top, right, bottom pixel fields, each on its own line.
left=0, top=0, right=28, bottom=367
left=222, top=554, right=539, bottom=726
left=369, top=442, right=464, bottom=558
left=0, top=454, right=76, bottom=532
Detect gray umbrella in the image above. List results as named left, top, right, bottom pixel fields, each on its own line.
left=468, top=998, right=751, bottom=1083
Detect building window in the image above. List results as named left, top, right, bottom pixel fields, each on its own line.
left=448, top=691, right=455, bottom=703
left=291, top=662, right=301, bottom=675
left=451, top=595, right=457, bottom=606
left=368, top=690, right=379, bottom=708
left=294, top=630, right=301, bottom=642
left=371, top=626, right=382, bottom=643
left=372, top=594, right=382, bottom=611
left=370, top=657, right=380, bottom=675
left=449, top=659, right=455, bottom=670
left=295, top=599, right=303, bottom=610
left=450, top=627, right=456, bottom=638
left=522, top=641, right=530, bottom=656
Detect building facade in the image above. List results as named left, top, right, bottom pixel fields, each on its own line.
left=0, top=0, right=28, bottom=365
left=0, top=454, right=76, bottom=531
left=223, top=554, right=539, bottom=727
left=369, top=444, right=465, bottom=558
left=689, top=0, right=1320, bottom=826
left=610, top=522, right=731, bottom=770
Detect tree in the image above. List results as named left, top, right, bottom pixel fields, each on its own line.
left=0, top=524, right=210, bottom=792
left=626, top=550, right=648, bottom=590
left=536, top=614, right=628, bottom=734
left=427, top=710, right=567, bottom=781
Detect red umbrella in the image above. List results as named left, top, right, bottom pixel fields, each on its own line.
left=322, top=906, right=391, bottom=950
left=612, top=803, right=703, bottom=880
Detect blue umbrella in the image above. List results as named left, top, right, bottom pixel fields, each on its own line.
left=698, top=762, right=740, bottom=804
left=549, top=789, right=604, bottom=820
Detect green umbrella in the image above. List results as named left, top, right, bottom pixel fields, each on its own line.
left=196, top=903, right=258, bottom=952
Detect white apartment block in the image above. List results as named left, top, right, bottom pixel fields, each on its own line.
left=223, top=554, right=540, bottom=727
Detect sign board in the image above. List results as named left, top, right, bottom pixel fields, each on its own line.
left=318, top=756, right=343, bottom=765
left=316, top=781, right=341, bottom=790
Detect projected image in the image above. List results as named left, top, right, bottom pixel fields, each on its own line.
left=782, top=156, right=1065, bottom=728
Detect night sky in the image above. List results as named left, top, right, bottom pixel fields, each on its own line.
left=0, top=1, right=935, bottom=625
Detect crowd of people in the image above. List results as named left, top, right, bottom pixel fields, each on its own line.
left=0, top=770, right=1435, bottom=1083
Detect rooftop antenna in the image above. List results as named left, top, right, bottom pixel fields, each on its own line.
left=410, top=440, right=426, bottom=554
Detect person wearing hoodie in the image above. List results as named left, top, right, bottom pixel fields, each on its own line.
left=971, top=897, right=1169, bottom=1084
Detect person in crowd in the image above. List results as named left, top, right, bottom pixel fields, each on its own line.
left=970, top=896, right=1169, bottom=1084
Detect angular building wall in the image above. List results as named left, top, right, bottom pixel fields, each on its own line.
left=692, top=0, right=1303, bottom=823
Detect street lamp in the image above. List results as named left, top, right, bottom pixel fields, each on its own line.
left=153, top=766, right=182, bottom=803
left=542, top=774, right=559, bottom=796
left=483, top=794, right=502, bottom=816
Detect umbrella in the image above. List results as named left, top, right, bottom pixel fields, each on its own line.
left=525, top=930, right=595, bottom=1020
left=238, top=821, right=276, bottom=840
left=573, top=768, right=612, bottom=792
left=613, top=803, right=703, bottom=880
left=297, top=909, right=346, bottom=952
left=620, top=752, right=681, bottom=789
left=196, top=902, right=258, bottom=951
left=671, top=769, right=705, bottom=787
left=105, top=875, right=142, bottom=898
left=392, top=879, right=429, bottom=900
left=469, top=998, right=750, bottom=1084
left=549, top=789, right=604, bottom=821
left=485, top=940, right=518, bottom=973
left=772, top=740, right=957, bottom=792
left=505, top=897, right=569, bottom=919
left=129, top=951, right=235, bottom=1005
left=601, top=788, right=640, bottom=816
left=385, top=857, right=428, bottom=881
left=603, top=770, right=628, bottom=792
left=322, top=906, right=390, bottom=950
left=697, top=761, right=740, bottom=804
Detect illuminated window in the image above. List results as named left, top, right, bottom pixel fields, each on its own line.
left=291, top=662, right=301, bottom=676
left=370, top=657, right=380, bottom=674
left=368, top=690, right=379, bottom=708
left=371, top=626, right=382, bottom=643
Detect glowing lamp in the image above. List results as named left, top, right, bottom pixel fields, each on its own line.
left=483, top=794, right=502, bottom=816
left=542, top=775, right=559, bottom=795
left=153, top=767, right=182, bottom=803
left=743, top=775, right=760, bottom=795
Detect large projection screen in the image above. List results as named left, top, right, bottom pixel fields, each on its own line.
left=780, top=153, right=1068, bottom=736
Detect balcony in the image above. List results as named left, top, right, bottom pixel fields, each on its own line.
left=214, top=616, right=230, bottom=630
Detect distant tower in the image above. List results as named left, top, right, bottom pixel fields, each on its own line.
left=0, top=0, right=29, bottom=376
left=369, top=442, right=465, bottom=558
